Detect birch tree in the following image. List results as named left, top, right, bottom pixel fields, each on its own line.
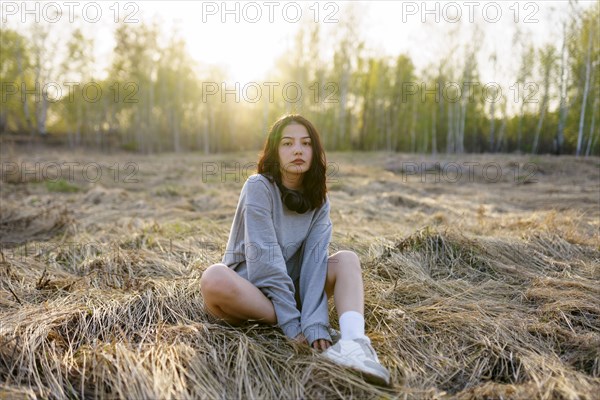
left=575, top=22, right=594, bottom=156
left=514, top=40, right=535, bottom=153
left=532, top=44, right=557, bottom=154
left=556, top=21, right=570, bottom=154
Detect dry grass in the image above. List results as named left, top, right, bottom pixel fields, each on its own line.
left=0, top=147, right=599, bottom=399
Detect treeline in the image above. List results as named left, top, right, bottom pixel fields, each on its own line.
left=0, top=3, right=598, bottom=155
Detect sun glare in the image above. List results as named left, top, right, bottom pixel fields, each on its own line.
left=7, top=1, right=589, bottom=85
left=138, top=1, right=302, bottom=83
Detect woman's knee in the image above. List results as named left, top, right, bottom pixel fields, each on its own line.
left=329, top=250, right=361, bottom=273
left=200, top=263, right=236, bottom=298
left=326, top=250, right=361, bottom=297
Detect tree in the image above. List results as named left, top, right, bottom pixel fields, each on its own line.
left=488, top=52, right=498, bottom=152
left=329, top=3, right=365, bottom=150
left=556, top=20, right=570, bottom=154
left=0, top=29, right=30, bottom=133
left=575, top=16, right=594, bottom=156
left=457, top=30, right=481, bottom=154
left=58, top=27, right=95, bottom=147
left=532, top=44, right=557, bottom=154
left=110, top=22, right=160, bottom=153
left=585, top=86, right=598, bottom=156
left=514, top=33, right=535, bottom=153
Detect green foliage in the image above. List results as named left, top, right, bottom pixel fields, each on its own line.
left=45, top=179, right=80, bottom=193
left=2, top=3, right=599, bottom=156
left=0, top=28, right=32, bottom=133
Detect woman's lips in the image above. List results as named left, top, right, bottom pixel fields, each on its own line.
left=292, top=160, right=305, bottom=164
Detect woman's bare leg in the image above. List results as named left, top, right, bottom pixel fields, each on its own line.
left=321, top=251, right=391, bottom=386
left=325, top=250, right=364, bottom=316
left=200, top=263, right=277, bottom=325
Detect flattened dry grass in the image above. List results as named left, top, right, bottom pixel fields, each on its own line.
left=0, top=149, right=599, bottom=399
left=364, top=228, right=599, bottom=399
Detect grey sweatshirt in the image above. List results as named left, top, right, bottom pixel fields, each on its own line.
left=221, top=173, right=332, bottom=344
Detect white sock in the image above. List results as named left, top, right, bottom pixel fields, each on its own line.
left=339, top=311, right=369, bottom=341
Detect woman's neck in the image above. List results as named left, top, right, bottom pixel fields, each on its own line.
left=281, top=173, right=303, bottom=191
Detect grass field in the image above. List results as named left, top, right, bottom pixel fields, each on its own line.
left=1, top=146, right=599, bottom=399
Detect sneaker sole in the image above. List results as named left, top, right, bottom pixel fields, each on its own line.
left=325, top=355, right=392, bottom=387
left=352, top=366, right=392, bottom=387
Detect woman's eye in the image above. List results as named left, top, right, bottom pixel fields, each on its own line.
left=303, top=142, right=311, bottom=146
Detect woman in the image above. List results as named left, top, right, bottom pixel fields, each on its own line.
left=200, top=114, right=390, bottom=386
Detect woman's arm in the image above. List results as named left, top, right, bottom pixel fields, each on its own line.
left=243, top=178, right=302, bottom=339
left=298, top=197, right=333, bottom=346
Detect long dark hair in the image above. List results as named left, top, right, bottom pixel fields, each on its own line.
left=257, top=114, right=327, bottom=210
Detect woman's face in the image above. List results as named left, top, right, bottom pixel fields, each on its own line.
left=278, top=122, right=312, bottom=181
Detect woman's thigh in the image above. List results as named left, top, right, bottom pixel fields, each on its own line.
left=200, top=263, right=276, bottom=325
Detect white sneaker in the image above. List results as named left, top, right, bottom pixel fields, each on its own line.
left=328, top=327, right=341, bottom=345
left=322, top=337, right=391, bottom=386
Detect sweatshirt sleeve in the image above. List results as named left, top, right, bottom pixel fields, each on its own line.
left=298, top=197, right=333, bottom=345
left=243, top=179, right=302, bottom=339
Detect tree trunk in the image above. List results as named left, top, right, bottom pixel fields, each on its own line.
left=422, top=109, right=429, bottom=154
left=386, top=107, right=392, bottom=152
left=37, top=90, right=48, bottom=136
left=533, top=54, right=552, bottom=155
left=489, top=98, right=495, bottom=152
left=576, top=28, right=593, bottom=156
left=517, top=105, right=524, bottom=153
left=496, top=116, right=507, bottom=152
left=431, top=106, right=437, bottom=155
left=338, top=66, right=349, bottom=150
left=203, top=107, right=210, bottom=155
left=15, top=38, right=34, bottom=136
left=458, top=96, right=466, bottom=154
left=446, top=103, right=454, bottom=153
left=148, top=75, right=155, bottom=154
left=556, top=22, right=569, bottom=155
left=532, top=100, right=547, bottom=154
left=585, top=93, right=598, bottom=156
left=410, top=106, right=417, bottom=153
left=496, top=99, right=508, bottom=152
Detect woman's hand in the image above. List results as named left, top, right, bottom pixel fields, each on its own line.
left=312, top=338, right=332, bottom=352
left=293, top=334, right=331, bottom=351
left=293, top=333, right=308, bottom=345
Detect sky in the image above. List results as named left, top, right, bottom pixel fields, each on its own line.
left=2, top=1, right=596, bottom=86
left=125, top=0, right=594, bottom=84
